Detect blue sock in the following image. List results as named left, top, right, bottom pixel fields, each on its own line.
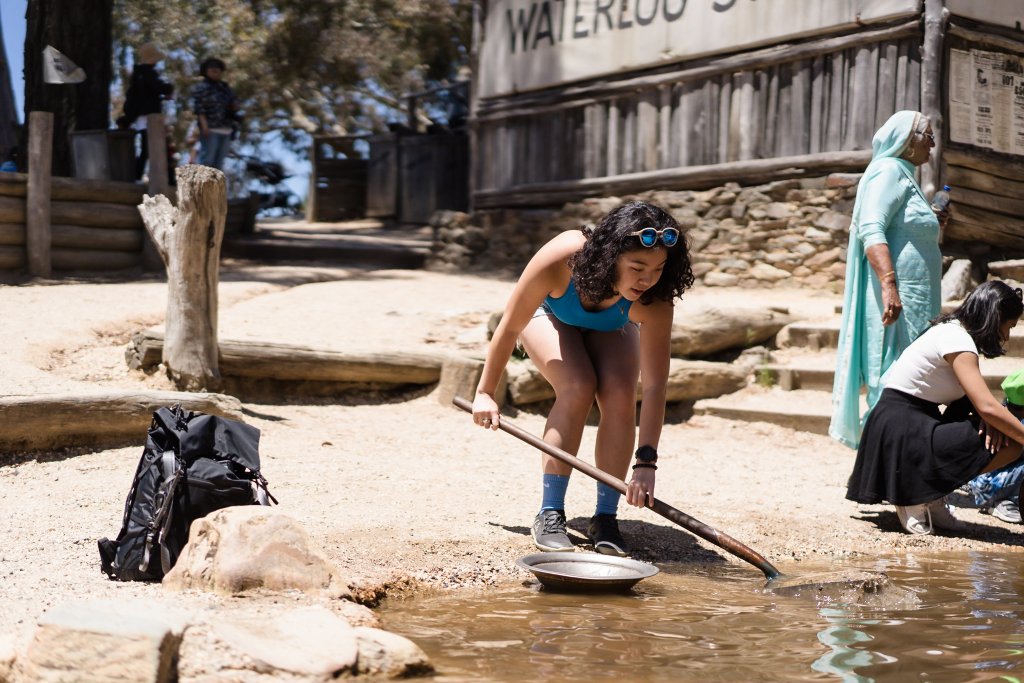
left=595, top=482, right=620, bottom=516
left=540, top=474, right=570, bottom=512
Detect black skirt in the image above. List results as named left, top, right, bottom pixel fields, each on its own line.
left=846, top=388, right=993, bottom=506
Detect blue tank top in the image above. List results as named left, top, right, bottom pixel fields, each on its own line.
left=544, top=279, right=632, bottom=332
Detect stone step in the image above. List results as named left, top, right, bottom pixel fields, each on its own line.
left=222, top=234, right=428, bottom=269
left=758, top=351, right=1022, bottom=394
left=777, top=319, right=1024, bottom=356
left=693, top=388, right=837, bottom=435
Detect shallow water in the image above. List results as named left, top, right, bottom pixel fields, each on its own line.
left=382, top=552, right=1024, bottom=682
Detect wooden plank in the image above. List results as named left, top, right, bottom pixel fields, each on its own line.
left=623, top=99, right=636, bottom=175
left=791, top=59, right=811, bottom=155
left=607, top=100, right=620, bottom=177
left=51, top=248, right=141, bottom=271
left=0, top=245, right=25, bottom=270
left=752, top=69, right=769, bottom=158
left=51, top=224, right=145, bottom=252
left=945, top=163, right=1024, bottom=199
left=809, top=57, right=825, bottom=154
left=638, top=91, right=658, bottom=171
left=0, top=195, right=25, bottom=223
left=764, top=65, right=780, bottom=157
left=945, top=147, right=1024, bottom=180
left=946, top=204, right=1024, bottom=249
left=894, top=40, right=910, bottom=111
left=474, top=149, right=873, bottom=208
left=658, top=86, right=671, bottom=169
left=945, top=184, right=1024, bottom=217
left=0, top=391, right=243, bottom=454
left=26, top=111, right=52, bottom=278
left=0, top=222, right=24, bottom=246
left=845, top=44, right=878, bottom=151
left=50, top=200, right=146, bottom=229
left=0, top=176, right=146, bottom=204
left=825, top=51, right=845, bottom=152
left=717, top=75, right=732, bottom=164
left=875, top=41, right=899, bottom=131
left=777, top=67, right=795, bottom=156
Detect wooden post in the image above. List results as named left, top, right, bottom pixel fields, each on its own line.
left=26, top=111, right=53, bottom=277
left=921, top=0, right=948, bottom=206
left=146, top=113, right=170, bottom=198
left=142, top=113, right=170, bottom=270
left=137, top=165, right=226, bottom=392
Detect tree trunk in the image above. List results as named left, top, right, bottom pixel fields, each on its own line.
left=138, top=165, right=226, bottom=391
left=24, top=0, right=113, bottom=177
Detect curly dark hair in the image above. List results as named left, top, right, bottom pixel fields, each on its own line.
left=931, top=280, right=1023, bottom=358
left=568, top=200, right=694, bottom=305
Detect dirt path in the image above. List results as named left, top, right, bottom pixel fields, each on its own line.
left=2, top=264, right=1022, bottom=650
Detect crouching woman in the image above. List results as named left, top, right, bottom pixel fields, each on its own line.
left=846, top=280, right=1024, bottom=535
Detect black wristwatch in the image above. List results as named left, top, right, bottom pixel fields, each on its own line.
left=635, top=445, right=658, bottom=464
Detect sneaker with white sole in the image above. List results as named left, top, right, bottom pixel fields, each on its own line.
left=981, top=498, right=1022, bottom=524
left=532, top=509, right=574, bottom=552
left=895, top=504, right=932, bottom=535
left=587, top=514, right=629, bottom=556
left=926, top=499, right=966, bottom=531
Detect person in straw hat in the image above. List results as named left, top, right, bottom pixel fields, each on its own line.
left=117, top=42, right=174, bottom=181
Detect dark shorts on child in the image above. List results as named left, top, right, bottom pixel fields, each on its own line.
left=846, top=388, right=993, bottom=506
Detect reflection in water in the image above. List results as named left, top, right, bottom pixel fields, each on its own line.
left=384, top=553, right=1024, bottom=682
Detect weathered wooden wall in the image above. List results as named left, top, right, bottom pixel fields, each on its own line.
left=473, top=20, right=923, bottom=208
left=0, top=173, right=146, bottom=273
left=941, top=21, right=1024, bottom=251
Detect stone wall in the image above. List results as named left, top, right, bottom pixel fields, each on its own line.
left=428, top=176, right=862, bottom=290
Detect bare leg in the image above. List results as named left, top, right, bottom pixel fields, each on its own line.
left=584, top=325, right=641, bottom=481
left=981, top=442, right=1024, bottom=474
left=520, top=314, right=597, bottom=477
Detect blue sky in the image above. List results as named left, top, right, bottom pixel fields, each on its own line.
left=1, top=3, right=310, bottom=202
left=2, top=0, right=26, bottom=119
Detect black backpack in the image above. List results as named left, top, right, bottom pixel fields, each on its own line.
left=98, top=405, right=277, bottom=582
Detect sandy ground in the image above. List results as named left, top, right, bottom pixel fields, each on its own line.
left=2, top=262, right=1023, bottom=652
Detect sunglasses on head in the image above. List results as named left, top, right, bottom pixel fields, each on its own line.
left=629, top=227, right=680, bottom=248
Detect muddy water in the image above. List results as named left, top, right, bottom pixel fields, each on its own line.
left=383, top=552, right=1024, bottom=682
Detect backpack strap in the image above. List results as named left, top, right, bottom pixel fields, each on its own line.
left=140, top=449, right=182, bottom=574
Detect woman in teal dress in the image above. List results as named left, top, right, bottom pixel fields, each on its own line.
left=830, top=110, right=946, bottom=449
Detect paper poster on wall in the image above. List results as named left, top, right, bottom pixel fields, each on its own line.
left=948, top=47, right=1024, bottom=156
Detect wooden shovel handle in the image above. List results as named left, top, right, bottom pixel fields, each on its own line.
left=454, top=396, right=780, bottom=580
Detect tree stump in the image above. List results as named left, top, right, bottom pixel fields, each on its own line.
left=138, top=165, right=226, bottom=391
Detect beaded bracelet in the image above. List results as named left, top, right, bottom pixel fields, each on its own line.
left=631, top=462, right=658, bottom=471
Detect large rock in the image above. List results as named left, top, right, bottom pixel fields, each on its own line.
left=988, top=259, right=1024, bottom=282
left=670, top=306, right=792, bottom=358
left=213, top=606, right=359, bottom=678
left=942, top=258, right=974, bottom=302
left=505, top=358, right=747, bottom=406
left=354, top=627, right=434, bottom=678
left=21, top=600, right=189, bottom=683
left=163, top=507, right=348, bottom=596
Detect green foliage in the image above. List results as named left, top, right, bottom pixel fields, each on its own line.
left=112, top=0, right=472, bottom=154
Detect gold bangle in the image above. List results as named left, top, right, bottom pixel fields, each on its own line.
left=881, top=270, right=896, bottom=281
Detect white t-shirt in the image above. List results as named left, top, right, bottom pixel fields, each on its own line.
left=883, top=321, right=978, bottom=404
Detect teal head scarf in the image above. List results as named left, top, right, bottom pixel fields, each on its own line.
left=870, top=110, right=924, bottom=163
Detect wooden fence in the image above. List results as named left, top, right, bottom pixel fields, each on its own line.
left=473, top=19, right=924, bottom=208
left=307, top=135, right=368, bottom=222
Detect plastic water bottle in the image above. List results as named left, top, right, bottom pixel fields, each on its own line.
left=931, top=185, right=951, bottom=212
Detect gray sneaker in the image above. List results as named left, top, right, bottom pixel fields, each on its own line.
left=532, top=509, right=574, bottom=551
left=982, top=499, right=1022, bottom=524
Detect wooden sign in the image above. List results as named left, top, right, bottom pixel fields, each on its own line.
left=479, top=0, right=919, bottom=98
